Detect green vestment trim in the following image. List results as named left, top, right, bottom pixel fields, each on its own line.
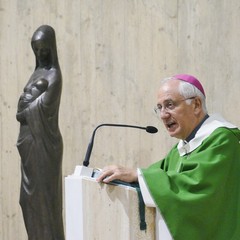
left=142, top=127, right=240, bottom=240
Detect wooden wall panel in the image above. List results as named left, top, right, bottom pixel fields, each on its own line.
left=0, top=0, right=239, bottom=239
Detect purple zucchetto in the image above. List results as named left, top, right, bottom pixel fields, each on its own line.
left=173, top=74, right=206, bottom=97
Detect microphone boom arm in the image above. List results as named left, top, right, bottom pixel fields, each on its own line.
left=83, top=123, right=158, bottom=167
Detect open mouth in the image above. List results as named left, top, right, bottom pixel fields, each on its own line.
left=166, top=122, right=177, bottom=130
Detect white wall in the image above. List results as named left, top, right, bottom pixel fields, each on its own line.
left=0, top=0, right=239, bottom=238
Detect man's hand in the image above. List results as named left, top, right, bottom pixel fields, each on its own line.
left=96, top=165, right=138, bottom=183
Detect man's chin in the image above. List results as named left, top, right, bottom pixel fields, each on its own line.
left=167, top=130, right=181, bottom=139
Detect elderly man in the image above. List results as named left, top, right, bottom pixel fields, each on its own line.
left=97, top=74, right=240, bottom=240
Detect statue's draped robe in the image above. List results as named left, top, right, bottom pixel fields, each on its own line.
left=17, top=89, right=64, bottom=240
left=141, top=115, right=240, bottom=240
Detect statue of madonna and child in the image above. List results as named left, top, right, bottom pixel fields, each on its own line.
left=16, top=25, right=65, bottom=240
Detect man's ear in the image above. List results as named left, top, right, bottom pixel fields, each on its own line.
left=193, top=97, right=202, bottom=114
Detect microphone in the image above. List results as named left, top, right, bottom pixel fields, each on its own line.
left=83, top=123, right=158, bottom=167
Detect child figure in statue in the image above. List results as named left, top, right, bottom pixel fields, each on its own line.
left=17, top=79, right=48, bottom=113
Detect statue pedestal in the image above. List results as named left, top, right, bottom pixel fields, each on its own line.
left=65, top=166, right=155, bottom=240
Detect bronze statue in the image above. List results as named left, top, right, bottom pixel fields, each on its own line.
left=16, top=25, right=65, bottom=240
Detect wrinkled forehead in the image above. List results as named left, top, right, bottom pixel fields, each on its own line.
left=156, top=80, right=184, bottom=105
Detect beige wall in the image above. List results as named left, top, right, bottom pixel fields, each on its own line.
left=0, top=0, right=239, bottom=238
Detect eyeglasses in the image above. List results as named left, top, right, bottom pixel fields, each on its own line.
left=154, top=97, right=195, bottom=115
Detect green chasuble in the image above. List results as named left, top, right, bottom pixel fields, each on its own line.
left=141, top=116, right=240, bottom=240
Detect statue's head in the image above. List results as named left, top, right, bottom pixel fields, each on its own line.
left=31, top=25, right=59, bottom=69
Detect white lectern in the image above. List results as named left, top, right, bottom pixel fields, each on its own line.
left=65, top=166, right=155, bottom=240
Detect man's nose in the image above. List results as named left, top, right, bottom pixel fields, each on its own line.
left=160, top=109, right=170, bottom=119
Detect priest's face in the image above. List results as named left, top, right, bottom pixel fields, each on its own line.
left=156, top=79, right=200, bottom=140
